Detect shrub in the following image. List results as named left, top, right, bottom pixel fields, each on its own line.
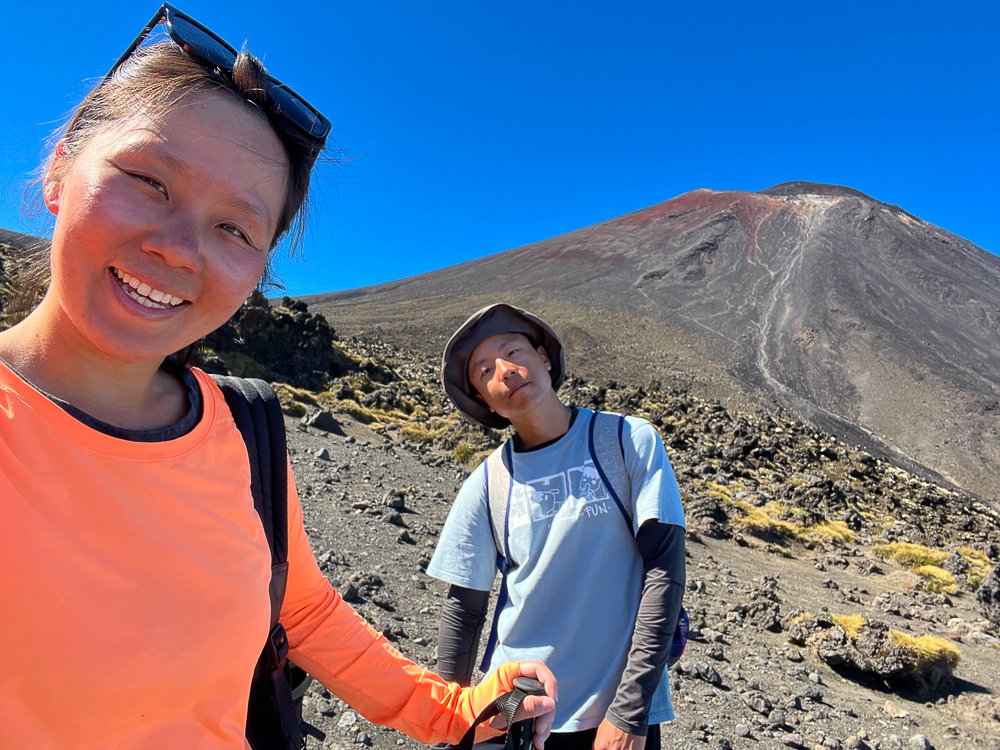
left=454, top=443, right=477, bottom=466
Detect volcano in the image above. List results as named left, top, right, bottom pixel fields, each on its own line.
left=308, top=182, right=1000, bottom=502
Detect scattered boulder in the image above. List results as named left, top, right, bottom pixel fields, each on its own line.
left=304, top=409, right=344, bottom=434
left=788, top=614, right=960, bottom=690
left=977, top=566, right=1000, bottom=632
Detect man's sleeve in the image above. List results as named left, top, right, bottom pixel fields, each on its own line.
left=605, top=520, right=685, bottom=733
left=426, top=463, right=498, bottom=591
left=436, top=585, right=490, bottom=686
left=604, top=418, right=686, bottom=733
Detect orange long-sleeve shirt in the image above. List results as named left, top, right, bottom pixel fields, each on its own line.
left=0, top=363, right=514, bottom=749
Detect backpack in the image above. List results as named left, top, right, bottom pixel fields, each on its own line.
left=213, top=376, right=325, bottom=750
left=479, top=409, right=688, bottom=673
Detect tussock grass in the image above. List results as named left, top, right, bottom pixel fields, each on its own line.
left=454, top=443, right=478, bottom=466
left=401, top=423, right=445, bottom=443
left=731, top=499, right=803, bottom=540
left=807, top=520, right=857, bottom=545
left=874, top=542, right=948, bottom=568
left=330, top=399, right=378, bottom=424
left=831, top=613, right=866, bottom=639
left=265, top=382, right=319, bottom=417
left=888, top=631, right=961, bottom=673
left=957, top=546, right=992, bottom=590
left=912, top=565, right=958, bottom=594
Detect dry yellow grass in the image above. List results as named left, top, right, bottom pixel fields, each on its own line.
left=400, top=423, right=443, bottom=443
left=271, top=382, right=320, bottom=417
left=957, top=546, right=993, bottom=590
left=874, top=542, right=948, bottom=568
left=453, top=443, right=477, bottom=466
left=912, top=565, right=958, bottom=594
left=807, top=520, right=857, bottom=545
left=731, top=499, right=803, bottom=539
left=831, top=613, right=866, bottom=639
left=888, top=631, right=961, bottom=670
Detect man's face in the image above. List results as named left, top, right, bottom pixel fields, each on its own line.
left=466, top=332, right=554, bottom=423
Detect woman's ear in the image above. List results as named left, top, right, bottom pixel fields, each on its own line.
left=42, top=143, right=68, bottom=215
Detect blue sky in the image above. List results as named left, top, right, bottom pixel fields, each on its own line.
left=1, top=1, right=996, bottom=296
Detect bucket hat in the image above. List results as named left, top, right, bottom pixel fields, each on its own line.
left=441, top=303, right=565, bottom=429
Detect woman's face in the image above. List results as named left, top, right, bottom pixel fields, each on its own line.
left=43, top=91, right=289, bottom=365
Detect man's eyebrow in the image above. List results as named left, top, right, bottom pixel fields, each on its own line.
left=469, top=337, right=519, bottom=370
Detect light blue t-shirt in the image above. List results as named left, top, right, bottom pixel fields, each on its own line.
left=427, top=409, right=685, bottom=732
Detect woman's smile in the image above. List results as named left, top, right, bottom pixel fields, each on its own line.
left=111, top=267, right=189, bottom=310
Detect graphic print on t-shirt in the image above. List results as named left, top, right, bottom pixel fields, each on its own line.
left=510, top=460, right=611, bottom=530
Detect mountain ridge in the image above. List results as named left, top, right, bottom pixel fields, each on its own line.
left=305, top=183, right=999, bottom=502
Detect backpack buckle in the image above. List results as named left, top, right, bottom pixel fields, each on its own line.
left=264, top=622, right=290, bottom=672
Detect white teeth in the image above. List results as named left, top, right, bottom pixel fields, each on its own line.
left=113, top=268, right=186, bottom=307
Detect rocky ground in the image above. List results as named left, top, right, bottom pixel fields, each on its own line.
left=286, top=409, right=999, bottom=750
left=1, top=268, right=995, bottom=750
left=251, top=309, right=1000, bottom=750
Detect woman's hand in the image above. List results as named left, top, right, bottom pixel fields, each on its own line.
left=490, top=661, right=558, bottom=749
left=592, top=718, right=645, bottom=750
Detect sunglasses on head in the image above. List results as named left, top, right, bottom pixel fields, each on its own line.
left=108, top=3, right=331, bottom=144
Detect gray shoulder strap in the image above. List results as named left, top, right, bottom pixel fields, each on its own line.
left=589, top=411, right=634, bottom=532
left=484, top=440, right=514, bottom=554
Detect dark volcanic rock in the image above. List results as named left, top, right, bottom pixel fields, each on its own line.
left=978, top=567, right=1000, bottom=632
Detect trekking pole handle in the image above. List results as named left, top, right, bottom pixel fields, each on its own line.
left=511, top=676, right=546, bottom=697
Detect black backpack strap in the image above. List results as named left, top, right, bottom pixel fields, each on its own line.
left=214, top=376, right=288, bottom=569
left=213, top=375, right=316, bottom=749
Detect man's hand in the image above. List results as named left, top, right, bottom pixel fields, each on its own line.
left=592, top=718, right=645, bottom=750
left=489, top=660, right=558, bottom=749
